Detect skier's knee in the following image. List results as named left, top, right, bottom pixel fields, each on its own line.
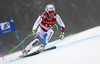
left=32, top=33, right=42, bottom=46
left=35, top=33, right=41, bottom=41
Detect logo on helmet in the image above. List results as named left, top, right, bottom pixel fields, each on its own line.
left=49, top=7, right=53, bottom=9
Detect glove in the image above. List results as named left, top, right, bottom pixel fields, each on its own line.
left=32, top=29, right=36, bottom=35
left=60, top=32, right=64, bottom=40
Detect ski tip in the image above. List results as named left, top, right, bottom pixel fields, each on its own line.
left=53, top=46, right=56, bottom=49
left=36, top=50, right=40, bottom=54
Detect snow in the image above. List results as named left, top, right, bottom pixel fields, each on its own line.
left=0, top=26, right=100, bottom=64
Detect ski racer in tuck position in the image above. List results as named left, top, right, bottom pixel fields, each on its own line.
left=21, top=4, right=65, bottom=56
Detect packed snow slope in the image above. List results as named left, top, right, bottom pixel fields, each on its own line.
left=0, top=26, right=100, bottom=64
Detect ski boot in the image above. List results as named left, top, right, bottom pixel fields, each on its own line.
left=37, top=44, right=45, bottom=53
left=19, top=50, right=28, bottom=57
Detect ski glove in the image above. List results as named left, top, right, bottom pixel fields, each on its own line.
left=60, top=32, right=64, bottom=40
left=32, top=29, right=36, bottom=35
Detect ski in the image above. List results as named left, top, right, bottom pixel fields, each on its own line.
left=20, top=46, right=56, bottom=58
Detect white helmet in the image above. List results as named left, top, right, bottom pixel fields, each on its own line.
left=45, top=4, right=55, bottom=14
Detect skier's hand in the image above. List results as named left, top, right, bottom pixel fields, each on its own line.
left=32, top=29, right=36, bottom=35
left=60, top=32, right=64, bottom=40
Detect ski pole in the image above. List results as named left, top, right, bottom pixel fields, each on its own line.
left=54, top=24, right=64, bottom=39
left=9, top=33, right=35, bottom=53
left=54, top=24, right=58, bottom=31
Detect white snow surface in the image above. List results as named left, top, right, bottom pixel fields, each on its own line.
left=0, top=26, right=100, bottom=64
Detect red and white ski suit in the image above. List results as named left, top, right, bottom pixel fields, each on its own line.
left=25, top=12, right=65, bottom=51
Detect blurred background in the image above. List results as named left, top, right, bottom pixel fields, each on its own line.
left=0, top=0, right=100, bottom=56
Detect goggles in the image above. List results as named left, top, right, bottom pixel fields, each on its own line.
left=48, top=10, right=55, bottom=14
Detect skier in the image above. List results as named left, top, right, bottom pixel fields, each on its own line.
left=21, top=4, right=65, bottom=56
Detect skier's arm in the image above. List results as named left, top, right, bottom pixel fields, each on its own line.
left=56, top=14, right=65, bottom=39
left=56, top=14, right=65, bottom=33
left=32, top=16, right=42, bottom=32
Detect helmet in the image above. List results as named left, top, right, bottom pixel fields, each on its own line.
left=45, top=4, right=55, bottom=14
